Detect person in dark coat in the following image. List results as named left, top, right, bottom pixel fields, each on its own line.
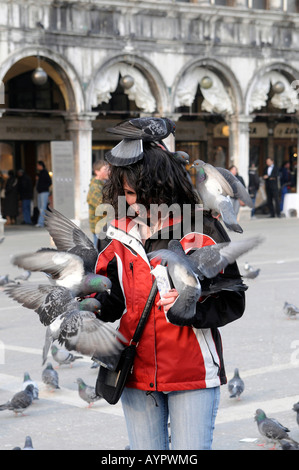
left=4, top=169, right=18, bottom=225
left=263, top=157, right=281, bottom=218
left=17, top=169, right=33, bottom=225
left=35, top=160, right=52, bottom=227
left=279, top=161, right=293, bottom=211
left=248, top=162, right=260, bottom=218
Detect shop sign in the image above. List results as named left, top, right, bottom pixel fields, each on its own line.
left=274, top=123, right=299, bottom=138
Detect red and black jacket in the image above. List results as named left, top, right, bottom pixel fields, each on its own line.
left=95, top=211, right=245, bottom=392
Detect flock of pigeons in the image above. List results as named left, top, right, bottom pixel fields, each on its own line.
left=0, top=117, right=297, bottom=450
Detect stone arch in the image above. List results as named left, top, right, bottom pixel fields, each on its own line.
left=172, top=57, right=244, bottom=116
left=86, top=53, right=170, bottom=115
left=0, top=46, right=85, bottom=114
left=245, top=61, right=299, bottom=115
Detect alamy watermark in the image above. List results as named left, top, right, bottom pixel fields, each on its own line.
left=94, top=197, right=204, bottom=242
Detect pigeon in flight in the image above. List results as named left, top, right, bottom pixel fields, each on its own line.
left=216, top=166, right=254, bottom=208
left=75, top=378, right=102, bottom=407
left=105, top=117, right=176, bottom=166
left=42, top=363, right=60, bottom=391
left=5, top=282, right=126, bottom=361
left=254, top=408, right=299, bottom=449
left=44, top=208, right=98, bottom=274
left=0, top=384, right=34, bottom=415
left=228, top=368, right=245, bottom=399
left=51, top=344, right=83, bottom=367
left=283, top=301, right=299, bottom=319
left=22, top=372, right=39, bottom=400
left=191, top=160, right=244, bottom=233
left=148, top=235, right=262, bottom=325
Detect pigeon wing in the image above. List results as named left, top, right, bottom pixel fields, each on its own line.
left=218, top=198, right=243, bottom=233
left=203, top=163, right=234, bottom=197
left=105, top=139, right=144, bottom=166
left=216, top=167, right=253, bottom=207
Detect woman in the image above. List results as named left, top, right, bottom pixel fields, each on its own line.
left=4, top=169, right=18, bottom=225
left=95, top=143, right=245, bottom=450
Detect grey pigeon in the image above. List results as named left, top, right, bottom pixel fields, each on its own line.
left=51, top=344, right=83, bottom=367
left=44, top=208, right=99, bottom=274
left=243, top=262, right=260, bottom=279
left=22, top=372, right=39, bottom=400
left=228, top=368, right=244, bottom=399
left=105, top=117, right=176, bottom=166
left=293, top=402, right=299, bottom=425
left=216, top=166, right=254, bottom=208
left=76, top=378, right=102, bottom=407
left=0, top=384, right=34, bottom=415
left=0, top=274, right=10, bottom=286
left=254, top=409, right=299, bottom=448
left=12, top=436, right=35, bottom=450
left=280, top=439, right=299, bottom=450
left=191, top=159, right=243, bottom=233
left=42, top=363, right=60, bottom=391
left=14, top=270, right=31, bottom=281
left=148, top=236, right=262, bottom=325
left=10, top=249, right=111, bottom=298
left=283, top=301, right=299, bottom=319
left=5, top=282, right=126, bottom=361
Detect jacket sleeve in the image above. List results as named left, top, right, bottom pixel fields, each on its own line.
left=95, top=255, right=126, bottom=323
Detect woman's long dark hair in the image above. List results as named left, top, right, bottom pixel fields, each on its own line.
left=103, top=143, right=200, bottom=217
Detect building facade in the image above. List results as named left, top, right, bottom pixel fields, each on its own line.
left=0, top=0, right=299, bottom=224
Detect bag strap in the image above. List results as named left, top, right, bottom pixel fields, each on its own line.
left=131, top=260, right=167, bottom=346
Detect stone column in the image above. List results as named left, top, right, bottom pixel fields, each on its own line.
left=65, top=112, right=97, bottom=227
left=228, top=114, right=253, bottom=187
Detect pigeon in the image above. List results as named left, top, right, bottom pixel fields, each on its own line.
left=42, top=363, right=60, bottom=391
left=14, top=270, right=31, bottom=281
left=5, top=282, right=126, bottom=362
left=191, top=160, right=243, bottom=233
left=105, top=117, right=176, bottom=166
left=44, top=208, right=99, bottom=274
left=22, top=372, right=39, bottom=400
left=254, top=409, right=299, bottom=449
left=0, top=384, right=34, bottom=415
left=228, top=368, right=245, bottom=399
left=293, top=402, right=299, bottom=425
left=243, top=262, right=260, bottom=279
left=216, top=166, right=254, bottom=208
left=280, top=439, right=299, bottom=450
left=51, top=344, right=83, bottom=367
left=0, top=274, right=10, bottom=286
left=283, top=301, right=299, bottom=319
left=10, top=249, right=111, bottom=298
left=75, top=378, right=102, bottom=407
left=148, top=236, right=262, bottom=325
left=12, top=436, right=35, bottom=450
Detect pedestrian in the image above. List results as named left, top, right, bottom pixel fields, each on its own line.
left=87, top=160, right=110, bottom=247
left=228, top=165, right=246, bottom=216
left=248, top=162, right=260, bottom=218
left=263, top=157, right=281, bottom=218
left=279, top=161, right=293, bottom=212
left=0, top=170, right=5, bottom=217
left=94, top=139, right=245, bottom=450
left=4, top=169, right=18, bottom=225
left=17, top=169, right=33, bottom=225
left=35, top=160, right=52, bottom=227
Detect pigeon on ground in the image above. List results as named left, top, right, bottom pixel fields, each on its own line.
left=293, top=402, right=299, bottom=425
left=5, top=282, right=125, bottom=362
left=42, top=363, right=60, bottom=391
left=51, top=344, right=83, bottom=367
left=105, top=117, right=176, bottom=166
left=44, top=208, right=99, bottom=274
left=228, top=368, right=245, bottom=399
left=0, top=384, right=34, bottom=415
left=191, top=160, right=243, bottom=233
left=148, top=236, right=262, bottom=325
left=75, top=378, right=102, bottom=407
left=0, top=274, right=10, bottom=286
left=12, top=436, right=35, bottom=450
left=283, top=302, right=299, bottom=319
left=14, top=270, right=31, bottom=281
left=254, top=409, right=299, bottom=449
left=22, top=372, right=39, bottom=400
left=280, top=439, right=299, bottom=450
left=243, top=262, right=260, bottom=279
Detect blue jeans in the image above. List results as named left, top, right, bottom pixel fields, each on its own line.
left=37, top=191, right=49, bottom=226
left=22, top=199, right=32, bottom=224
left=121, top=386, right=220, bottom=450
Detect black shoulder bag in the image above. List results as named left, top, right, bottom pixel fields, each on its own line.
left=95, top=278, right=159, bottom=405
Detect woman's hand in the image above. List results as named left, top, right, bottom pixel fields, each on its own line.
left=156, top=289, right=179, bottom=312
